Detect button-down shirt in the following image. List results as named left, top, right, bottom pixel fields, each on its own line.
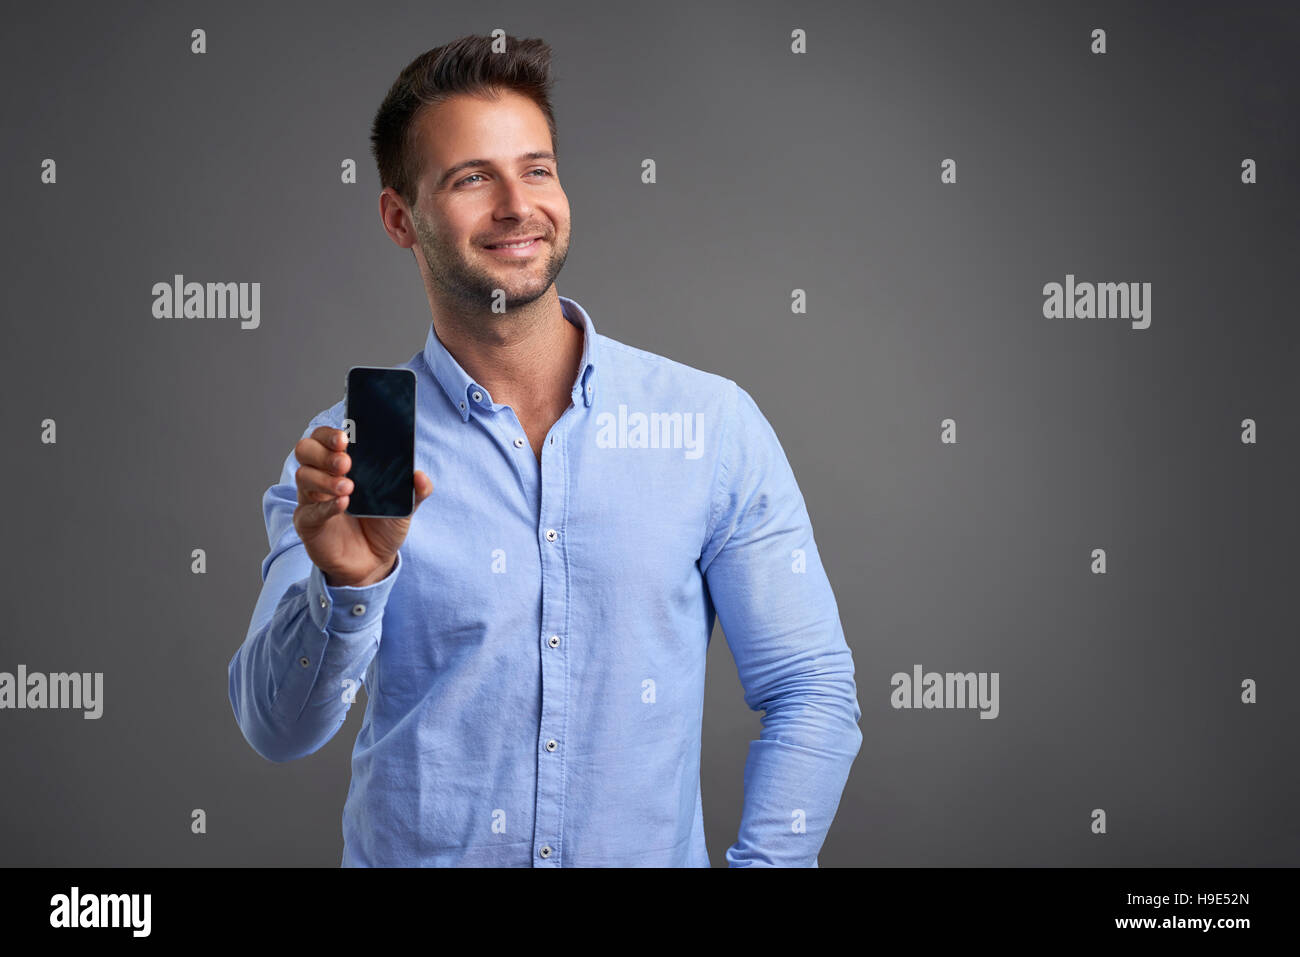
left=228, top=294, right=862, bottom=866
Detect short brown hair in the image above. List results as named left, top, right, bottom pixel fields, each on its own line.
left=370, top=34, right=558, bottom=209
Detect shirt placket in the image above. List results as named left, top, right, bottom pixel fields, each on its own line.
left=532, top=402, right=579, bottom=867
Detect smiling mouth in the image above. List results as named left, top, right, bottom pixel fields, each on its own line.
left=484, top=237, right=542, bottom=249
left=482, top=237, right=544, bottom=259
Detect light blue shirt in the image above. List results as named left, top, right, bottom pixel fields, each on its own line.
left=228, top=294, right=862, bottom=866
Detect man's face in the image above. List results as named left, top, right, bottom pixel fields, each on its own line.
left=405, top=90, right=570, bottom=312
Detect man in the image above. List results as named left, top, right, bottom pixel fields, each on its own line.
left=228, top=33, right=862, bottom=867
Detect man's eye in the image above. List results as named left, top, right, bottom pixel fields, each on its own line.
left=456, top=169, right=552, bottom=188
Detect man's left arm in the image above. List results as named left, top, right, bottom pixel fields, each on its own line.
left=700, top=380, right=863, bottom=867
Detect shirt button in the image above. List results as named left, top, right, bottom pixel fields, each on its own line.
left=539, top=845, right=552, bottom=859
left=472, top=390, right=483, bottom=402
left=318, top=595, right=327, bottom=609
left=545, top=739, right=557, bottom=752
left=548, top=635, right=560, bottom=648
left=513, top=437, right=525, bottom=448
left=298, top=656, right=310, bottom=668
left=351, top=603, right=366, bottom=616
left=545, top=529, right=558, bottom=542
left=459, top=401, right=466, bottom=411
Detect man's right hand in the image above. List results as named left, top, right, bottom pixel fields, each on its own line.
left=292, top=426, right=433, bottom=587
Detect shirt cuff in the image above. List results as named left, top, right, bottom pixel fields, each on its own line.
left=306, top=551, right=403, bottom=634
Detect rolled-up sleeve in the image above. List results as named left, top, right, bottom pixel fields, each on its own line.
left=700, top=381, right=863, bottom=867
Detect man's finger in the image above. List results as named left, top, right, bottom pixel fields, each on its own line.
left=296, top=427, right=349, bottom=471
left=294, top=496, right=346, bottom=531
left=296, top=464, right=352, bottom=500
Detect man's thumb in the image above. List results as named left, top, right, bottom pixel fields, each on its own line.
left=412, top=470, right=434, bottom=510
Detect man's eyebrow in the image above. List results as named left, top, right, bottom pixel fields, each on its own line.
left=435, top=151, right=557, bottom=189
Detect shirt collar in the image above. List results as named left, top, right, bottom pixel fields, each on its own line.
left=422, top=294, right=598, bottom=422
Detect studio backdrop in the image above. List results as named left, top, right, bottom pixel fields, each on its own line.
left=1, top=0, right=1296, bottom=866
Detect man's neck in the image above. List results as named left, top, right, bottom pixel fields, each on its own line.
left=430, top=288, right=584, bottom=416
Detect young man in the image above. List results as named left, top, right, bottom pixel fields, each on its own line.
left=228, top=33, right=862, bottom=867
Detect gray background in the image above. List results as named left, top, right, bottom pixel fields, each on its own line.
left=1, top=0, right=1296, bottom=866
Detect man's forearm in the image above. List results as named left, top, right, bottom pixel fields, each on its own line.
left=725, top=689, right=862, bottom=867
left=229, top=553, right=402, bottom=762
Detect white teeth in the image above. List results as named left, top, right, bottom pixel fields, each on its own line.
left=489, top=239, right=537, bottom=248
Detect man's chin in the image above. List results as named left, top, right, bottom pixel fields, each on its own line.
left=479, top=278, right=554, bottom=309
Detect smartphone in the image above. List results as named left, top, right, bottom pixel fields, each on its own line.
left=343, top=366, right=416, bottom=518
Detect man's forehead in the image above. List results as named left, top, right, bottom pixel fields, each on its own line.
left=414, top=95, right=552, bottom=187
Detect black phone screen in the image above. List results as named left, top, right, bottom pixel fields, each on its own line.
left=344, top=366, right=416, bottom=518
